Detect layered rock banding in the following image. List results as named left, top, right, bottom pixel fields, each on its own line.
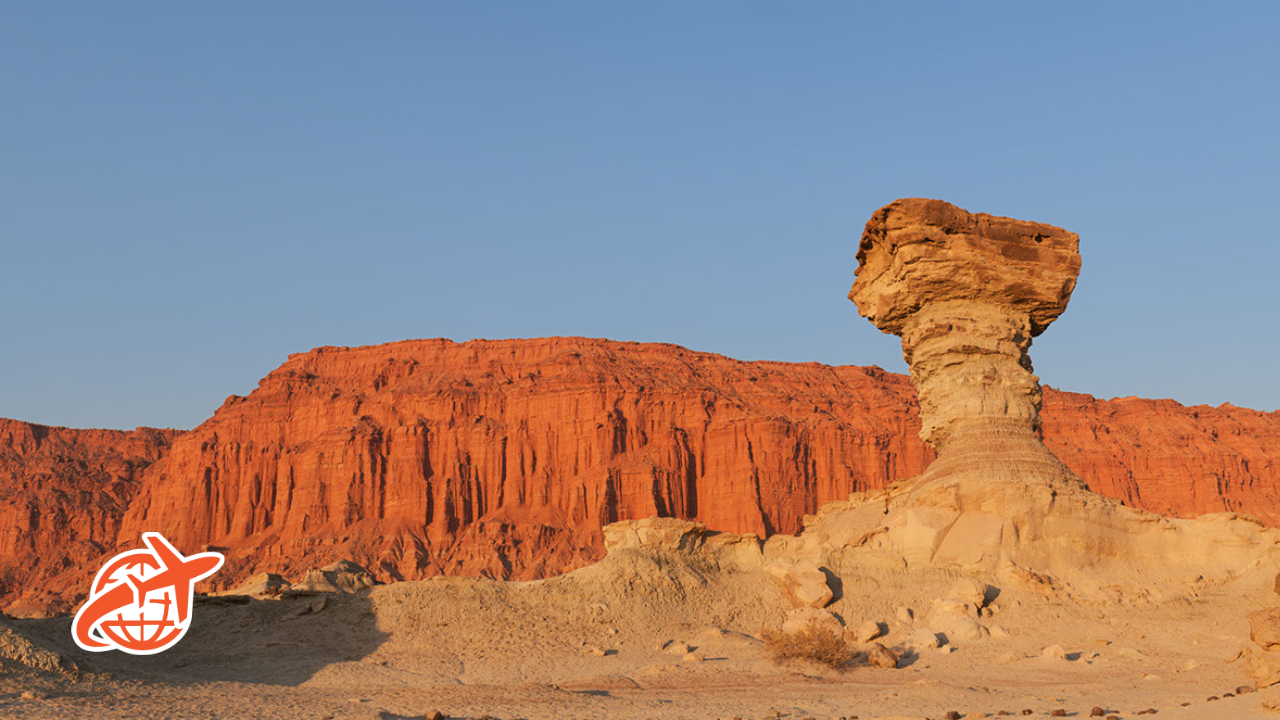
left=849, top=197, right=1084, bottom=490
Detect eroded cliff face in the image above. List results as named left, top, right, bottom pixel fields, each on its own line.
left=1041, top=391, right=1279, bottom=521
left=3, top=338, right=1279, bottom=614
left=0, top=419, right=178, bottom=615
left=116, top=338, right=931, bottom=592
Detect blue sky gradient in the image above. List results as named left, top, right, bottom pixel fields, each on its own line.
left=3, top=2, right=1277, bottom=429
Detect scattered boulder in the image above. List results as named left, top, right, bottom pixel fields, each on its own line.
left=910, top=628, right=941, bottom=649
left=603, top=517, right=707, bottom=553
left=1244, top=647, right=1280, bottom=688
left=1041, top=644, right=1067, bottom=661
left=290, top=560, right=377, bottom=594
left=865, top=642, right=899, bottom=669
left=1252, top=607, right=1280, bottom=650
left=947, top=577, right=992, bottom=609
left=222, top=571, right=291, bottom=597
left=782, top=607, right=844, bottom=637
left=926, top=599, right=988, bottom=643
left=852, top=620, right=884, bottom=643
left=765, top=560, right=834, bottom=609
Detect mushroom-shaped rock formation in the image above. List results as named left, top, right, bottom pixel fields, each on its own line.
left=761, top=198, right=1280, bottom=597
left=849, top=197, right=1085, bottom=489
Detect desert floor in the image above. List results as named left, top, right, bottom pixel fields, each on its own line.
left=4, top=553, right=1280, bottom=720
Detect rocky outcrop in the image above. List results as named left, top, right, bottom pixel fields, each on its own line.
left=849, top=197, right=1083, bottom=487
left=114, top=337, right=930, bottom=600
left=0, top=419, right=178, bottom=616
left=2, top=337, right=1279, bottom=613
left=805, top=198, right=1280, bottom=593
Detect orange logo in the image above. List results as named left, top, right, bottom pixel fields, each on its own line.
left=72, top=533, right=224, bottom=655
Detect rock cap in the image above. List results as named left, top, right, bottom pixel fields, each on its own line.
left=850, top=198, right=1081, bottom=336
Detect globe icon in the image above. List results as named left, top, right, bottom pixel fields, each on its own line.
left=86, top=550, right=184, bottom=653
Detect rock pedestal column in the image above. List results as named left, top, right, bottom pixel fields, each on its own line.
left=849, top=198, right=1084, bottom=488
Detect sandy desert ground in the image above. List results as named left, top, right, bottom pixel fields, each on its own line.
left=4, top=511, right=1280, bottom=720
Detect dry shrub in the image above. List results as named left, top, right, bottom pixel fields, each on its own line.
left=760, top=620, right=856, bottom=669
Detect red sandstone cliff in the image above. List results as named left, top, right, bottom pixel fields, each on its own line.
left=117, top=338, right=932, bottom=594
left=4, top=338, right=1279, bottom=614
left=0, top=419, right=179, bottom=615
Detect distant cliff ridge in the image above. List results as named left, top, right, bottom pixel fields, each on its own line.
left=2, top=337, right=1278, bottom=614
left=0, top=418, right=179, bottom=615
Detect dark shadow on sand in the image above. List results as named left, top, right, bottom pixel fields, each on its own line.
left=22, top=589, right=388, bottom=687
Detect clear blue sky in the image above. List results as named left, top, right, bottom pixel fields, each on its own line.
left=3, top=3, right=1277, bottom=430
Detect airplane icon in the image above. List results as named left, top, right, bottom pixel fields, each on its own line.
left=125, top=533, right=224, bottom=625
left=73, top=532, right=226, bottom=654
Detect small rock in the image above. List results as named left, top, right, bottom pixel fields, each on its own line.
left=1244, top=647, right=1280, bottom=688
left=1239, top=685, right=1256, bottom=694
left=1050, top=711, right=1066, bottom=718
left=1251, top=607, right=1280, bottom=650
left=783, top=606, right=844, bottom=636
left=663, top=642, right=692, bottom=655
left=1041, top=644, right=1066, bottom=661
left=765, top=559, right=834, bottom=609
left=1091, top=707, right=1105, bottom=717
left=426, top=713, right=444, bottom=720
left=911, top=628, right=941, bottom=649
left=1136, top=710, right=1157, bottom=716
left=944, top=712, right=962, bottom=720
left=20, top=690, right=49, bottom=700
left=585, top=645, right=607, bottom=657
left=1021, top=711, right=1033, bottom=716
left=896, top=606, right=914, bottom=623
left=681, top=651, right=704, bottom=662
left=1207, top=696, right=1220, bottom=701
left=865, top=642, right=899, bottom=669
left=853, top=620, right=884, bottom=643
left=927, top=600, right=989, bottom=642
left=948, top=577, right=991, bottom=608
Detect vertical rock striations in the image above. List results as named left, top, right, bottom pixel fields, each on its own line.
left=2, top=338, right=1279, bottom=612
left=0, top=419, right=179, bottom=616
